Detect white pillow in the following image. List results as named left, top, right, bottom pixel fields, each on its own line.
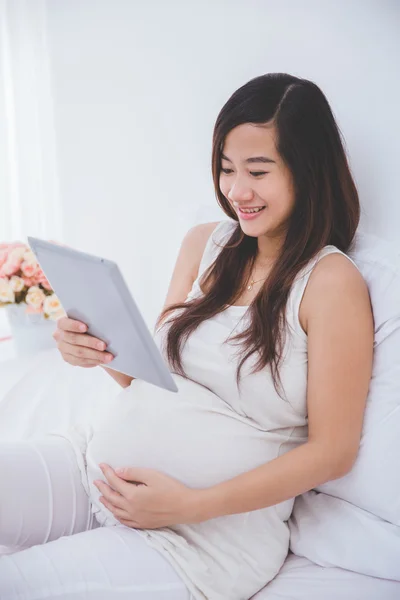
left=289, top=229, right=400, bottom=579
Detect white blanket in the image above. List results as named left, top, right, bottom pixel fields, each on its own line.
left=0, top=347, right=120, bottom=442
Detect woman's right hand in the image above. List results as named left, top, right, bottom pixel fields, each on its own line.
left=53, top=317, right=114, bottom=368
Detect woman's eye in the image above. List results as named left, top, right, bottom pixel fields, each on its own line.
left=220, top=168, right=267, bottom=177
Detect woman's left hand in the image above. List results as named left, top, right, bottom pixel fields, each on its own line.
left=93, top=463, right=205, bottom=529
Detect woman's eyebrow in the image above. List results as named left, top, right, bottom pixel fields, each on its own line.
left=221, top=153, right=276, bottom=164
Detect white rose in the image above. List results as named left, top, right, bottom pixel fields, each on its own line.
left=9, top=246, right=26, bottom=261
left=0, top=278, right=15, bottom=303
left=23, top=249, right=36, bottom=263
left=25, top=285, right=46, bottom=310
left=43, top=293, right=66, bottom=320
left=9, top=275, right=25, bottom=292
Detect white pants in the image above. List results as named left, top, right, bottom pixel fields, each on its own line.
left=0, top=437, right=193, bottom=599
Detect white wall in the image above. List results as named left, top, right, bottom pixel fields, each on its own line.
left=44, top=0, right=400, bottom=328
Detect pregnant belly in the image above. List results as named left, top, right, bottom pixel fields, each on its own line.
left=85, top=375, right=277, bottom=491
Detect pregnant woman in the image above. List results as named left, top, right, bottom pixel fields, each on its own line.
left=0, top=73, right=374, bottom=600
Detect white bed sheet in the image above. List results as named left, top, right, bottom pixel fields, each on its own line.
left=252, top=553, right=400, bottom=600
left=0, top=348, right=398, bottom=599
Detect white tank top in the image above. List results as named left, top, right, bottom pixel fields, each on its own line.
left=79, top=219, right=359, bottom=600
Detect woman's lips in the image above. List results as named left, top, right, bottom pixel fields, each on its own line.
left=236, top=206, right=266, bottom=220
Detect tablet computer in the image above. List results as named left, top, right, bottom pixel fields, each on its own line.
left=27, top=237, right=178, bottom=393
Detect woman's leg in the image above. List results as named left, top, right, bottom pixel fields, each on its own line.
left=0, top=525, right=193, bottom=599
left=0, top=437, right=97, bottom=552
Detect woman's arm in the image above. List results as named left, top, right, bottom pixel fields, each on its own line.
left=194, top=254, right=374, bottom=520
left=99, top=222, right=220, bottom=390
left=100, top=366, right=134, bottom=388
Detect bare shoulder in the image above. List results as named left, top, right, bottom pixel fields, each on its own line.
left=159, top=221, right=222, bottom=317
left=184, top=220, right=222, bottom=278
left=299, top=252, right=371, bottom=335
left=186, top=220, right=222, bottom=246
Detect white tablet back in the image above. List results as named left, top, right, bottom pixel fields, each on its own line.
left=27, top=237, right=178, bottom=393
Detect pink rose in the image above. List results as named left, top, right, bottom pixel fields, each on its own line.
left=0, top=245, right=26, bottom=277
left=0, top=250, right=8, bottom=270
left=40, top=279, right=52, bottom=291
left=35, top=270, right=52, bottom=291
left=22, top=277, right=36, bottom=287
left=20, top=260, right=39, bottom=278
left=0, top=258, right=22, bottom=278
left=33, top=268, right=45, bottom=281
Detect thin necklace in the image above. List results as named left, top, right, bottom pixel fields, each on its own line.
left=246, top=274, right=269, bottom=291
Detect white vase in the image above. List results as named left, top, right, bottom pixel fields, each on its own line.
left=5, top=303, right=57, bottom=357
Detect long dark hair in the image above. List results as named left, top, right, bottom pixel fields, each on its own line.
left=155, top=73, right=360, bottom=398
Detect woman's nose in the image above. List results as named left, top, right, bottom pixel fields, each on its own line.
left=227, top=180, right=254, bottom=203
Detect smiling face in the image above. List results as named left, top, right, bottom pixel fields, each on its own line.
left=219, top=123, right=296, bottom=250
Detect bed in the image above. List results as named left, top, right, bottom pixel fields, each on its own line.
left=0, top=344, right=398, bottom=599
left=0, top=227, right=399, bottom=598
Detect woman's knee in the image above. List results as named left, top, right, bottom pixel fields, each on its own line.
left=0, top=438, right=92, bottom=548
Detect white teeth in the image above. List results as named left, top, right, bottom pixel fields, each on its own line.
left=240, top=207, right=264, bottom=214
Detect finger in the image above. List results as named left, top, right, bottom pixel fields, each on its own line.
left=94, top=480, right=126, bottom=510
left=59, top=342, right=103, bottom=364
left=99, top=497, right=131, bottom=520
left=62, top=352, right=102, bottom=368
left=99, top=464, right=138, bottom=497
left=59, top=340, right=113, bottom=364
left=119, top=518, right=141, bottom=528
left=61, top=331, right=112, bottom=357
left=114, top=466, right=152, bottom=485
left=57, top=316, right=87, bottom=333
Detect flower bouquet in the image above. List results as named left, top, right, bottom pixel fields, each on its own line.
left=0, top=241, right=66, bottom=355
